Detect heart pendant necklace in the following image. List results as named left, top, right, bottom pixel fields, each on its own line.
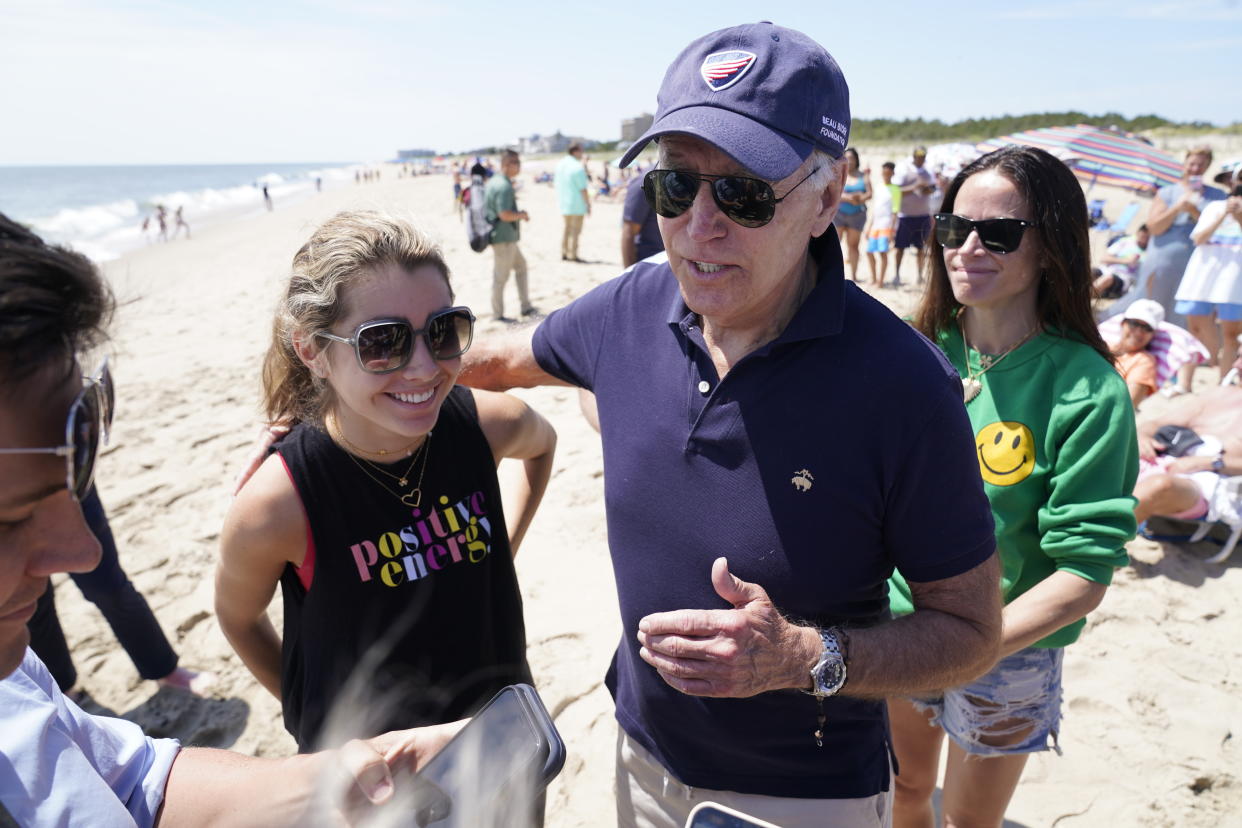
left=959, top=317, right=1038, bottom=405
left=340, top=430, right=433, bottom=507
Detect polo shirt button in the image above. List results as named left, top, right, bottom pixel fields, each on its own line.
left=698, top=380, right=711, bottom=394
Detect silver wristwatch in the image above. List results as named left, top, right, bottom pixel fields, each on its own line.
left=808, top=627, right=848, bottom=698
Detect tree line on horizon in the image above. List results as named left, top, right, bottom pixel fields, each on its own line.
left=849, top=111, right=1230, bottom=144
left=456, top=112, right=1236, bottom=158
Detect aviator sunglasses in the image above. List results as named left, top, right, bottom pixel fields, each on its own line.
left=0, top=359, right=113, bottom=502
left=317, top=307, right=475, bottom=374
left=642, top=167, right=820, bottom=229
left=934, top=213, right=1036, bottom=254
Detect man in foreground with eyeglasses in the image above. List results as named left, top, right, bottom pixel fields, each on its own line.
left=460, top=22, right=1000, bottom=828
left=0, top=214, right=456, bottom=825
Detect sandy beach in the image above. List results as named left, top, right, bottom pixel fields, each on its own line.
left=47, top=155, right=1241, bottom=827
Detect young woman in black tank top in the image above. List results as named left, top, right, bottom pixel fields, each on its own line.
left=216, top=211, right=556, bottom=751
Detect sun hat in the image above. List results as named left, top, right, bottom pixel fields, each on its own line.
left=617, top=22, right=850, bottom=181
left=1212, top=160, right=1241, bottom=185
left=1124, top=299, right=1165, bottom=330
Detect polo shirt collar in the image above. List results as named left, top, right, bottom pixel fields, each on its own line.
left=665, top=227, right=846, bottom=344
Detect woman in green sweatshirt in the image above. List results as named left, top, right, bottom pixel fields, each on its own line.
left=888, top=145, right=1138, bottom=828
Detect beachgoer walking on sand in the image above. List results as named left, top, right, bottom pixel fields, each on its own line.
left=485, top=150, right=535, bottom=321
left=864, top=161, right=897, bottom=287
left=459, top=23, right=1001, bottom=828
left=156, top=204, right=168, bottom=242
left=0, top=210, right=462, bottom=825
left=889, top=145, right=1138, bottom=828
left=452, top=167, right=464, bottom=218
left=892, top=147, right=935, bottom=285
left=262, top=185, right=273, bottom=212
left=173, top=206, right=190, bottom=239
left=556, top=142, right=591, bottom=262
left=836, top=148, right=871, bottom=281
left=216, top=210, right=555, bottom=752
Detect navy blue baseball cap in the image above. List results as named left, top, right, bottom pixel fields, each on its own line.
left=618, top=22, right=850, bottom=181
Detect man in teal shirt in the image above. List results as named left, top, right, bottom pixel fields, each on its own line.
left=485, top=149, right=534, bottom=321
left=555, top=142, right=591, bottom=262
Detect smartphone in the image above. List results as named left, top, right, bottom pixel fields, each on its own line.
left=404, top=684, right=565, bottom=827
left=685, top=802, right=783, bottom=828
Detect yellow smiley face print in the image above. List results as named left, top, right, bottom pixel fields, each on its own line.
left=976, top=421, right=1036, bottom=486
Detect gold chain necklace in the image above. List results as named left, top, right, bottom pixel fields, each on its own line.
left=959, top=320, right=1039, bottom=404
left=340, top=431, right=433, bottom=508
left=329, top=418, right=422, bottom=458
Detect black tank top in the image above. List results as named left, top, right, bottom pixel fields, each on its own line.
left=276, top=386, right=531, bottom=750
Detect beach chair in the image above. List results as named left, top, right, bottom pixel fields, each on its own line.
left=1107, top=202, right=1141, bottom=236
left=1141, top=496, right=1242, bottom=565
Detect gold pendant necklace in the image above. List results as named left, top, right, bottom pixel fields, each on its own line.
left=331, top=420, right=434, bottom=507
left=959, top=320, right=1039, bottom=404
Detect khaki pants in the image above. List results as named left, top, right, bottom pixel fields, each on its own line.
left=562, top=214, right=584, bottom=259
left=491, top=241, right=531, bottom=318
left=615, top=729, right=892, bottom=828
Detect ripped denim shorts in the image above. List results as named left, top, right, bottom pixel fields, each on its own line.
left=913, top=646, right=1064, bottom=758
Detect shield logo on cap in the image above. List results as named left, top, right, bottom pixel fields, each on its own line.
left=699, top=51, right=757, bottom=91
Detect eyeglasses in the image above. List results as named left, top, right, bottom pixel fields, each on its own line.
left=317, top=307, right=475, bottom=374
left=0, top=359, right=113, bottom=502
left=934, top=213, right=1036, bottom=254
left=642, top=167, right=820, bottom=229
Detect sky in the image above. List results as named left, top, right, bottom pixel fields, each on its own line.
left=2, top=0, right=1240, bottom=165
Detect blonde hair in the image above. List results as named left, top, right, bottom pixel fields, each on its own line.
left=1187, top=144, right=1213, bottom=163
left=262, top=210, right=452, bottom=425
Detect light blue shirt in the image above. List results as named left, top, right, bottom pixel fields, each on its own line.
left=555, top=154, right=589, bottom=216
left=0, top=649, right=181, bottom=827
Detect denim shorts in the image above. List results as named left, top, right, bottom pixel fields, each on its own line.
left=1174, top=300, right=1242, bottom=321
left=913, top=646, right=1064, bottom=758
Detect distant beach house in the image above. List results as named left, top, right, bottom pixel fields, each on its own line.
left=621, top=114, right=653, bottom=144
left=518, top=131, right=592, bottom=155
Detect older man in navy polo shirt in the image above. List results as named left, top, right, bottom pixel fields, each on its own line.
left=462, top=22, right=1000, bottom=828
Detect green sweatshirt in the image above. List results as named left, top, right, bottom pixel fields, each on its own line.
left=889, top=327, right=1138, bottom=648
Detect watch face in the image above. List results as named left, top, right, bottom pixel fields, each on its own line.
left=816, top=661, right=846, bottom=695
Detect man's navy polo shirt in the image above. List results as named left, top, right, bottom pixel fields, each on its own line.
left=532, top=234, right=994, bottom=799
left=622, top=175, right=664, bottom=261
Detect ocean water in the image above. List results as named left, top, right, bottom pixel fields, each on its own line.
left=0, top=162, right=357, bottom=261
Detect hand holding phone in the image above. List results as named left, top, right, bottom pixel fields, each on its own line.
left=402, top=684, right=565, bottom=827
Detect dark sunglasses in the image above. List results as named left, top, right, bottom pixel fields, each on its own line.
left=317, top=307, right=475, bottom=374
left=0, top=359, right=113, bottom=502
left=642, top=167, right=819, bottom=229
left=934, top=213, right=1036, bottom=254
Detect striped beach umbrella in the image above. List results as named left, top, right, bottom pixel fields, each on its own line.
left=977, top=125, right=1182, bottom=193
